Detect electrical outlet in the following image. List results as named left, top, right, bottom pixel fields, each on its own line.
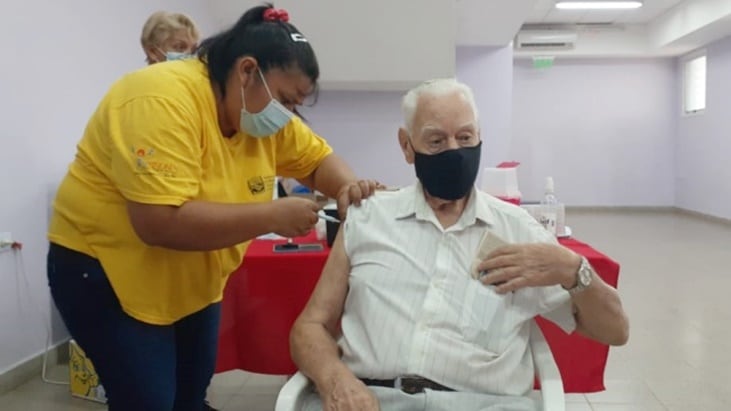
left=0, top=232, right=12, bottom=252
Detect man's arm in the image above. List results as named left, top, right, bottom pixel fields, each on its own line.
left=567, top=262, right=630, bottom=346
left=478, top=243, right=629, bottom=346
left=290, top=228, right=351, bottom=387
left=290, top=230, right=379, bottom=410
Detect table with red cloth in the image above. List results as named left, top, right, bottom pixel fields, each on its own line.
left=216, top=232, right=620, bottom=393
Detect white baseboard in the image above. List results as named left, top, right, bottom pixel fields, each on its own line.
left=566, top=205, right=676, bottom=213
left=565, top=205, right=731, bottom=225
left=0, top=339, right=69, bottom=395
left=673, top=207, right=731, bottom=226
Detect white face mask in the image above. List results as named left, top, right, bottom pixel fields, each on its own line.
left=239, top=69, right=295, bottom=138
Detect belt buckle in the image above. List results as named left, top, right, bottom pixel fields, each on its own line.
left=393, top=376, right=403, bottom=390
left=394, top=376, right=421, bottom=395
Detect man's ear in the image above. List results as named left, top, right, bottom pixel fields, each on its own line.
left=398, top=128, right=415, bottom=165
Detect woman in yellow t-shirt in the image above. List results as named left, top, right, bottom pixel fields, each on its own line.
left=47, top=5, right=377, bottom=410
left=140, top=11, right=220, bottom=411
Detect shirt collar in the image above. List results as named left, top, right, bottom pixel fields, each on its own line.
left=394, top=183, right=495, bottom=228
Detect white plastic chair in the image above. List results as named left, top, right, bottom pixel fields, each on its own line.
left=275, top=321, right=565, bottom=411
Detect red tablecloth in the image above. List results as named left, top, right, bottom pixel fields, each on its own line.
left=216, top=233, right=620, bottom=393
left=537, top=238, right=620, bottom=392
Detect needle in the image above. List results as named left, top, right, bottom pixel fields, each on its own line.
left=318, top=212, right=341, bottom=224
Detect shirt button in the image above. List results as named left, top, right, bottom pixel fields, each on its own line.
left=82, top=273, right=89, bottom=279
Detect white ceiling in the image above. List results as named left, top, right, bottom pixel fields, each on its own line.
left=526, top=0, right=687, bottom=24
left=458, top=0, right=538, bottom=46
left=207, top=0, right=731, bottom=59
left=509, top=0, right=731, bottom=57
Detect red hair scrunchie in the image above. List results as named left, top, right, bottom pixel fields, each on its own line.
left=263, top=8, right=290, bottom=22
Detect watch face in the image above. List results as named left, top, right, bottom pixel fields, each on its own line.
left=579, top=265, right=592, bottom=286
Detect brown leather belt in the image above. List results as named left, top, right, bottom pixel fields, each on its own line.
left=360, top=376, right=455, bottom=394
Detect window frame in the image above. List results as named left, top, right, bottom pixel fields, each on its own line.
left=682, top=49, right=707, bottom=117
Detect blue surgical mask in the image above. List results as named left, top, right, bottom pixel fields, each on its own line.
left=239, top=69, right=294, bottom=138
left=165, top=51, right=192, bottom=61
left=156, top=48, right=192, bottom=61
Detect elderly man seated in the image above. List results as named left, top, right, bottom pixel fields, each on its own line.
left=290, top=79, right=629, bottom=411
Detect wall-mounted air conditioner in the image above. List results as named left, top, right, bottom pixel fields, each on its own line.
left=515, top=30, right=578, bottom=50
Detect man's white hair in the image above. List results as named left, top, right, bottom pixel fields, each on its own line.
left=401, top=78, right=479, bottom=134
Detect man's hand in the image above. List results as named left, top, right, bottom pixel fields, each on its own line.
left=335, top=180, right=381, bottom=219
left=318, top=369, right=380, bottom=411
left=477, top=243, right=581, bottom=294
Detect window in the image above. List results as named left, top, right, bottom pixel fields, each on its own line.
left=683, top=54, right=707, bottom=114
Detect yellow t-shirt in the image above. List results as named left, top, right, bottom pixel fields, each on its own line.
left=48, top=59, right=332, bottom=325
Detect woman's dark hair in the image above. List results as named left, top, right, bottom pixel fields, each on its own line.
left=197, top=3, right=319, bottom=97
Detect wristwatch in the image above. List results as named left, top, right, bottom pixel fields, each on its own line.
left=566, top=256, right=593, bottom=295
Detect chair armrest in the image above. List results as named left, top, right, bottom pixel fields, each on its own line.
left=275, top=372, right=311, bottom=411
left=530, top=322, right=565, bottom=411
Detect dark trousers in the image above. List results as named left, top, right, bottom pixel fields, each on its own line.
left=47, top=243, right=221, bottom=411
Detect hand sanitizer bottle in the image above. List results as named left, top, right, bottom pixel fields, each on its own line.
left=539, top=177, right=563, bottom=235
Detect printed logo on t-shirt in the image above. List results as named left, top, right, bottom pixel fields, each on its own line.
left=247, top=176, right=266, bottom=195
left=131, top=146, right=177, bottom=177
left=247, top=175, right=276, bottom=196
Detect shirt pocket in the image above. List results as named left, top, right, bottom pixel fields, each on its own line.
left=459, top=283, right=514, bottom=354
